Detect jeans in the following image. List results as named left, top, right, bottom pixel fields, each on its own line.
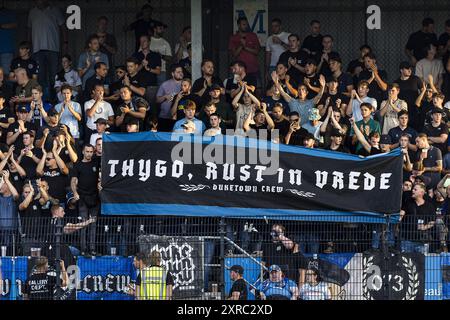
left=0, top=53, right=13, bottom=73
left=400, top=240, right=425, bottom=253
left=79, top=198, right=99, bottom=253
left=33, top=50, right=59, bottom=100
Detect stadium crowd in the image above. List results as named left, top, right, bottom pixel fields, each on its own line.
left=0, top=1, right=450, bottom=276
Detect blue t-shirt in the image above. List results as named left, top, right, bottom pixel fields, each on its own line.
left=26, top=102, right=53, bottom=128
left=259, top=278, right=297, bottom=299
left=55, top=101, right=82, bottom=139
left=288, top=99, right=315, bottom=126
left=0, top=10, right=16, bottom=54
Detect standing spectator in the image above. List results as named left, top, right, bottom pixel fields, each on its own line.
left=415, top=44, right=445, bottom=90
left=229, top=17, right=261, bottom=84
left=232, top=83, right=260, bottom=136
left=0, top=169, right=19, bottom=256
left=303, top=108, right=323, bottom=142
left=156, top=64, right=184, bottom=131
left=265, top=18, right=290, bottom=81
left=395, top=61, right=423, bottom=131
left=346, top=81, right=378, bottom=122
left=317, top=35, right=339, bottom=78
left=54, top=55, right=82, bottom=103
left=54, top=85, right=82, bottom=141
left=276, top=73, right=325, bottom=126
left=320, top=106, right=349, bottom=148
left=227, top=265, right=248, bottom=300
left=380, top=83, right=408, bottom=135
left=150, top=22, right=172, bottom=85
left=132, top=35, right=161, bottom=87
left=203, top=113, right=223, bottom=137
left=9, top=41, right=39, bottom=81
left=84, top=84, right=114, bottom=140
left=178, top=44, right=192, bottom=80
left=415, top=81, right=436, bottom=129
left=27, top=85, right=53, bottom=130
left=414, top=133, right=443, bottom=190
left=301, top=20, right=323, bottom=59
left=356, top=53, right=388, bottom=105
left=27, top=0, right=68, bottom=99
left=36, top=141, right=69, bottom=203
left=328, top=56, right=353, bottom=96
left=115, top=86, right=147, bottom=133
left=285, top=112, right=310, bottom=146
left=124, top=4, right=160, bottom=51
left=95, top=16, right=117, bottom=75
left=78, top=35, right=109, bottom=89
left=423, top=108, right=448, bottom=156
left=172, top=100, right=204, bottom=135
left=192, top=59, right=223, bottom=106
left=347, top=45, right=372, bottom=84
left=203, top=85, right=234, bottom=128
left=23, top=256, right=67, bottom=300
left=278, top=34, right=309, bottom=84
left=170, top=78, right=199, bottom=120
left=400, top=183, right=436, bottom=253
left=256, top=265, right=299, bottom=300
left=89, top=118, right=108, bottom=147
left=405, top=18, right=438, bottom=66
left=302, top=59, right=322, bottom=100
left=0, top=6, right=17, bottom=72
left=324, top=128, right=349, bottom=153
left=0, top=67, right=14, bottom=102
left=0, top=93, right=14, bottom=141
left=123, top=57, right=148, bottom=98
left=225, top=61, right=257, bottom=101
left=317, top=78, right=348, bottom=117
left=16, top=131, right=41, bottom=180
left=174, top=26, right=192, bottom=63
left=6, top=106, right=36, bottom=151
left=82, top=62, right=109, bottom=103
left=243, top=103, right=275, bottom=140
left=299, top=267, right=331, bottom=300
left=387, top=110, right=418, bottom=149
left=266, top=64, right=297, bottom=102
left=9, top=68, right=39, bottom=108
left=350, top=119, right=389, bottom=156
left=438, top=19, right=450, bottom=57
left=71, top=144, right=100, bottom=256
left=349, top=102, right=381, bottom=154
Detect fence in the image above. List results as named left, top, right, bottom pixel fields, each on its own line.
left=0, top=215, right=448, bottom=300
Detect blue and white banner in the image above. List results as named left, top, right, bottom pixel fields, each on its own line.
left=0, top=257, right=28, bottom=300
left=76, top=256, right=134, bottom=300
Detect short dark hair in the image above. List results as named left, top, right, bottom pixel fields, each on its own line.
left=310, top=20, right=320, bottom=26
left=98, top=16, right=108, bottom=22
left=233, top=60, right=247, bottom=70
left=272, top=18, right=282, bottom=24
left=94, top=62, right=107, bottom=71
left=87, top=34, right=99, bottom=44
left=237, top=16, right=248, bottom=24
left=363, top=52, right=377, bottom=60
left=360, top=102, right=373, bottom=110
left=60, top=84, right=73, bottom=92
left=201, top=59, right=214, bottom=68
left=288, top=33, right=300, bottom=42
left=83, top=144, right=95, bottom=151
left=276, top=61, right=288, bottom=69
left=422, top=17, right=434, bottom=27
left=182, top=26, right=191, bottom=33
left=359, top=44, right=372, bottom=51
left=32, top=85, right=43, bottom=93
left=126, top=57, right=140, bottom=65
left=389, top=83, right=400, bottom=91
left=120, top=85, right=132, bottom=92
left=289, top=111, right=300, bottom=118
left=398, top=110, right=409, bottom=118
left=209, top=112, right=221, bottom=119
left=322, top=34, right=334, bottom=41
left=18, top=41, right=31, bottom=50
left=170, top=63, right=183, bottom=74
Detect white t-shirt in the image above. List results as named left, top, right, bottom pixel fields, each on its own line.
left=28, top=6, right=65, bottom=53
left=444, top=101, right=450, bottom=110
left=415, top=58, right=445, bottom=85
left=351, top=96, right=378, bottom=122
left=150, top=37, right=172, bottom=72
left=299, top=283, right=331, bottom=300
left=266, top=32, right=290, bottom=67
left=84, top=99, right=114, bottom=130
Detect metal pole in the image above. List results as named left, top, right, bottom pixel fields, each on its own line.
left=191, top=0, right=203, bottom=81
left=55, top=218, right=63, bottom=291
left=219, top=218, right=225, bottom=299
left=382, top=214, right=390, bottom=300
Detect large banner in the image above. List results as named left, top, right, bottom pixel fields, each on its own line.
left=138, top=234, right=204, bottom=299
left=233, top=0, right=268, bottom=46
left=102, top=133, right=403, bottom=223
left=0, top=257, right=28, bottom=300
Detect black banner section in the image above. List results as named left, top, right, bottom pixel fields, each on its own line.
left=138, top=234, right=204, bottom=299
left=101, top=132, right=403, bottom=220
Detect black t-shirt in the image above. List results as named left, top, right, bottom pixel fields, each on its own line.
left=401, top=199, right=436, bottom=241
left=406, top=30, right=438, bottom=61
left=347, top=59, right=364, bottom=75
left=300, top=74, right=321, bottom=100
left=179, top=57, right=192, bottom=79
left=36, top=125, right=60, bottom=152
left=261, top=240, right=297, bottom=280
left=287, top=127, right=309, bottom=146
left=387, top=126, right=418, bottom=145
left=71, top=160, right=100, bottom=196
left=7, top=122, right=36, bottom=151
left=229, top=278, right=248, bottom=300
left=224, top=74, right=257, bottom=104
left=129, top=18, right=160, bottom=49
left=24, top=273, right=57, bottom=300
left=40, top=167, right=69, bottom=202
left=17, top=147, right=42, bottom=180
left=301, top=34, right=323, bottom=56
left=0, top=107, right=13, bottom=143
left=9, top=170, right=25, bottom=196
left=129, top=70, right=151, bottom=96
left=192, top=76, right=223, bottom=106
left=83, top=75, right=107, bottom=102
left=115, top=98, right=148, bottom=132
left=133, top=51, right=161, bottom=87
left=10, top=57, right=39, bottom=78
left=278, top=50, right=309, bottom=83
left=317, top=92, right=348, bottom=110
left=325, top=144, right=350, bottom=153
left=263, top=97, right=290, bottom=114
left=274, top=119, right=290, bottom=141
left=174, top=93, right=202, bottom=120
left=249, top=123, right=271, bottom=140
left=423, top=122, right=449, bottom=155
left=317, top=51, right=340, bottom=78
left=439, top=32, right=450, bottom=47
left=395, top=76, right=423, bottom=129
left=357, top=69, right=388, bottom=104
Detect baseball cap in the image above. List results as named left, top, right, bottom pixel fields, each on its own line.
left=399, top=61, right=412, bottom=70
left=16, top=105, right=28, bottom=113
left=431, top=108, right=445, bottom=115
left=269, top=265, right=282, bottom=272
left=94, top=118, right=108, bottom=125
left=230, top=265, right=244, bottom=275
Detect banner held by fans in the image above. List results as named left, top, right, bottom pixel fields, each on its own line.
left=101, top=132, right=403, bottom=222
